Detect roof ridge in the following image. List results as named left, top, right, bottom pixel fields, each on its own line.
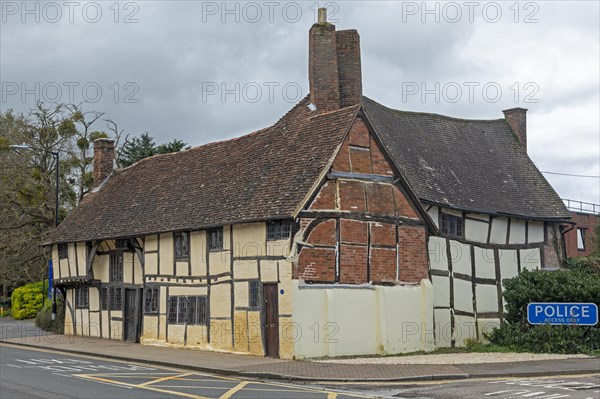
left=362, top=96, right=505, bottom=124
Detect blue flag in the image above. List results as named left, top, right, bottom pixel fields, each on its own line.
left=48, top=259, right=53, bottom=299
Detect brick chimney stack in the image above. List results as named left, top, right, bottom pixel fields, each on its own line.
left=93, top=138, right=115, bottom=188
left=309, top=8, right=362, bottom=112
left=503, top=108, right=528, bottom=151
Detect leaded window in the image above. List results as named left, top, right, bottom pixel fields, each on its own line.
left=174, top=232, right=190, bottom=259
left=167, top=296, right=207, bottom=325
left=102, top=287, right=122, bottom=311
left=267, top=221, right=292, bottom=241
left=208, top=227, right=223, bottom=251
left=109, top=252, right=123, bottom=282
left=144, top=287, right=159, bottom=314
left=75, top=286, right=89, bottom=308
left=58, top=244, right=68, bottom=260
left=441, top=213, right=463, bottom=238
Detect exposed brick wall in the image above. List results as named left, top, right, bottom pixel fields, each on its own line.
left=398, top=226, right=429, bottom=283
left=298, top=117, right=427, bottom=285
left=339, top=180, right=366, bottom=212
left=310, top=181, right=336, bottom=210
left=341, top=219, right=368, bottom=245
left=340, top=244, right=368, bottom=283
left=371, top=222, right=396, bottom=247
left=93, top=139, right=115, bottom=188
left=297, top=247, right=336, bottom=282
left=371, top=247, right=397, bottom=282
left=563, top=213, right=599, bottom=258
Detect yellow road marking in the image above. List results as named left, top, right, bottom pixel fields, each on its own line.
left=157, top=384, right=309, bottom=393
left=219, top=381, right=249, bottom=398
left=76, top=374, right=211, bottom=399
left=327, top=392, right=337, bottom=398
left=138, top=372, right=194, bottom=387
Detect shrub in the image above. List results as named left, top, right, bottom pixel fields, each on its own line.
left=487, top=268, right=600, bottom=354
left=11, top=281, right=45, bottom=320
left=35, top=295, right=65, bottom=334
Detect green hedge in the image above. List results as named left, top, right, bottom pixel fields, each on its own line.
left=11, top=281, right=45, bottom=320
left=35, top=296, right=65, bottom=334
left=487, top=267, right=600, bottom=353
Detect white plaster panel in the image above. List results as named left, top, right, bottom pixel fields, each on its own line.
left=92, top=255, right=109, bottom=282
left=159, top=234, right=174, bottom=276
left=210, top=283, right=231, bottom=318
left=233, top=223, right=266, bottom=258
left=68, top=243, right=78, bottom=276
left=467, top=213, right=490, bottom=222
left=145, top=235, right=158, bottom=252
left=234, top=281, right=249, bottom=308
left=427, top=206, right=440, bottom=229
left=209, top=250, right=230, bottom=276
left=260, top=260, right=279, bottom=283
left=475, top=284, right=499, bottom=313
left=89, top=311, right=101, bottom=337
left=498, top=249, right=519, bottom=282
left=77, top=243, right=87, bottom=277
left=89, top=287, right=100, bottom=312
left=474, top=246, right=496, bottom=279
left=428, top=236, right=448, bottom=271
left=465, top=219, right=489, bottom=244
left=169, top=286, right=208, bottom=296
left=159, top=286, right=167, bottom=314
left=175, top=261, right=188, bottom=277
left=133, top=255, right=143, bottom=285
left=528, top=221, right=544, bottom=244
left=278, top=261, right=293, bottom=315
left=441, top=208, right=462, bottom=217
left=434, top=308, right=452, bottom=347
left=267, top=239, right=291, bottom=258
left=431, top=275, right=450, bottom=308
left=190, top=231, right=207, bottom=276
left=453, top=278, right=473, bottom=313
left=233, top=259, right=259, bottom=280
left=123, top=252, right=134, bottom=284
left=520, top=248, right=541, bottom=270
left=509, top=219, right=527, bottom=244
left=454, top=314, right=477, bottom=346
left=489, top=217, right=508, bottom=244
left=291, top=281, right=435, bottom=358
left=449, top=241, right=471, bottom=275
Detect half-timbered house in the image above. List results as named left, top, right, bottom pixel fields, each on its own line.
left=43, top=10, right=570, bottom=358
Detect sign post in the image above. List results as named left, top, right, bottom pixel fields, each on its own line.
left=527, top=302, right=599, bottom=326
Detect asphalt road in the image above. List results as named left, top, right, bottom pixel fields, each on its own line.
left=0, top=344, right=364, bottom=399
left=320, top=374, right=600, bottom=399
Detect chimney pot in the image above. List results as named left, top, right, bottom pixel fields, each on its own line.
left=318, top=8, right=327, bottom=24
left=503, top=108, right=528, bottom=151
left=93, top=138, right=115, bottom=188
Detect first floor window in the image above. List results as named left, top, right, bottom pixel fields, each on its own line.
left=441, top=212, right=463, bottom=238
left=267, top=221, right=292, bottom=241
left=577, top=228, right=586, bottom=250
left=208, top=227, right=223, bottom=251
left=75, top=286, right=89, bottom=308
left=167, top=296, right=207, bottom=325
left=144, top=287, right=159, bottom=314
left=249, top=280, right=260, bottom=309
left=58, top=244, right=68, bottom=260
left=174, top=232, right=190, bottom=259
left=110, top=252, right=123, bottom=282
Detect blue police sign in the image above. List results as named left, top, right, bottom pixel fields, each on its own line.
left=527, top=302, right=598, bottom=326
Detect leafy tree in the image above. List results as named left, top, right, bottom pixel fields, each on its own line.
left=119, top=133, right=189, bottom=167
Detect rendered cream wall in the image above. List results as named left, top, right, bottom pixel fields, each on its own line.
left=290, top=280, right=434, bottom=358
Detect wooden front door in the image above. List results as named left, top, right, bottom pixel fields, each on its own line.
left=124, top=289, right=139, bottom=342
left=263, top=284, right=279, bottom=358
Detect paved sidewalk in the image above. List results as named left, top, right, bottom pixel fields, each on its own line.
left=1, top=318, right=598, bottom=382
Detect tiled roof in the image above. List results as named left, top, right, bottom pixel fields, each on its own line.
left=362, top=96, right=570, bottom=220
left=45, top=99, right=359, bottom=244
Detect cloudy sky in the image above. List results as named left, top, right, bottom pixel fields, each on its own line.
left=2, top=0, right=599, bottom=206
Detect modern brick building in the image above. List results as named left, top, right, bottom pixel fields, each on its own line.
left=44, top=10, right=570, bottom=358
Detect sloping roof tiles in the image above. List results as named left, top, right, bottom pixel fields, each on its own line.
left=362, top=96, right=570, bottom=220
left=45, top=99, right=359, bottom=244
